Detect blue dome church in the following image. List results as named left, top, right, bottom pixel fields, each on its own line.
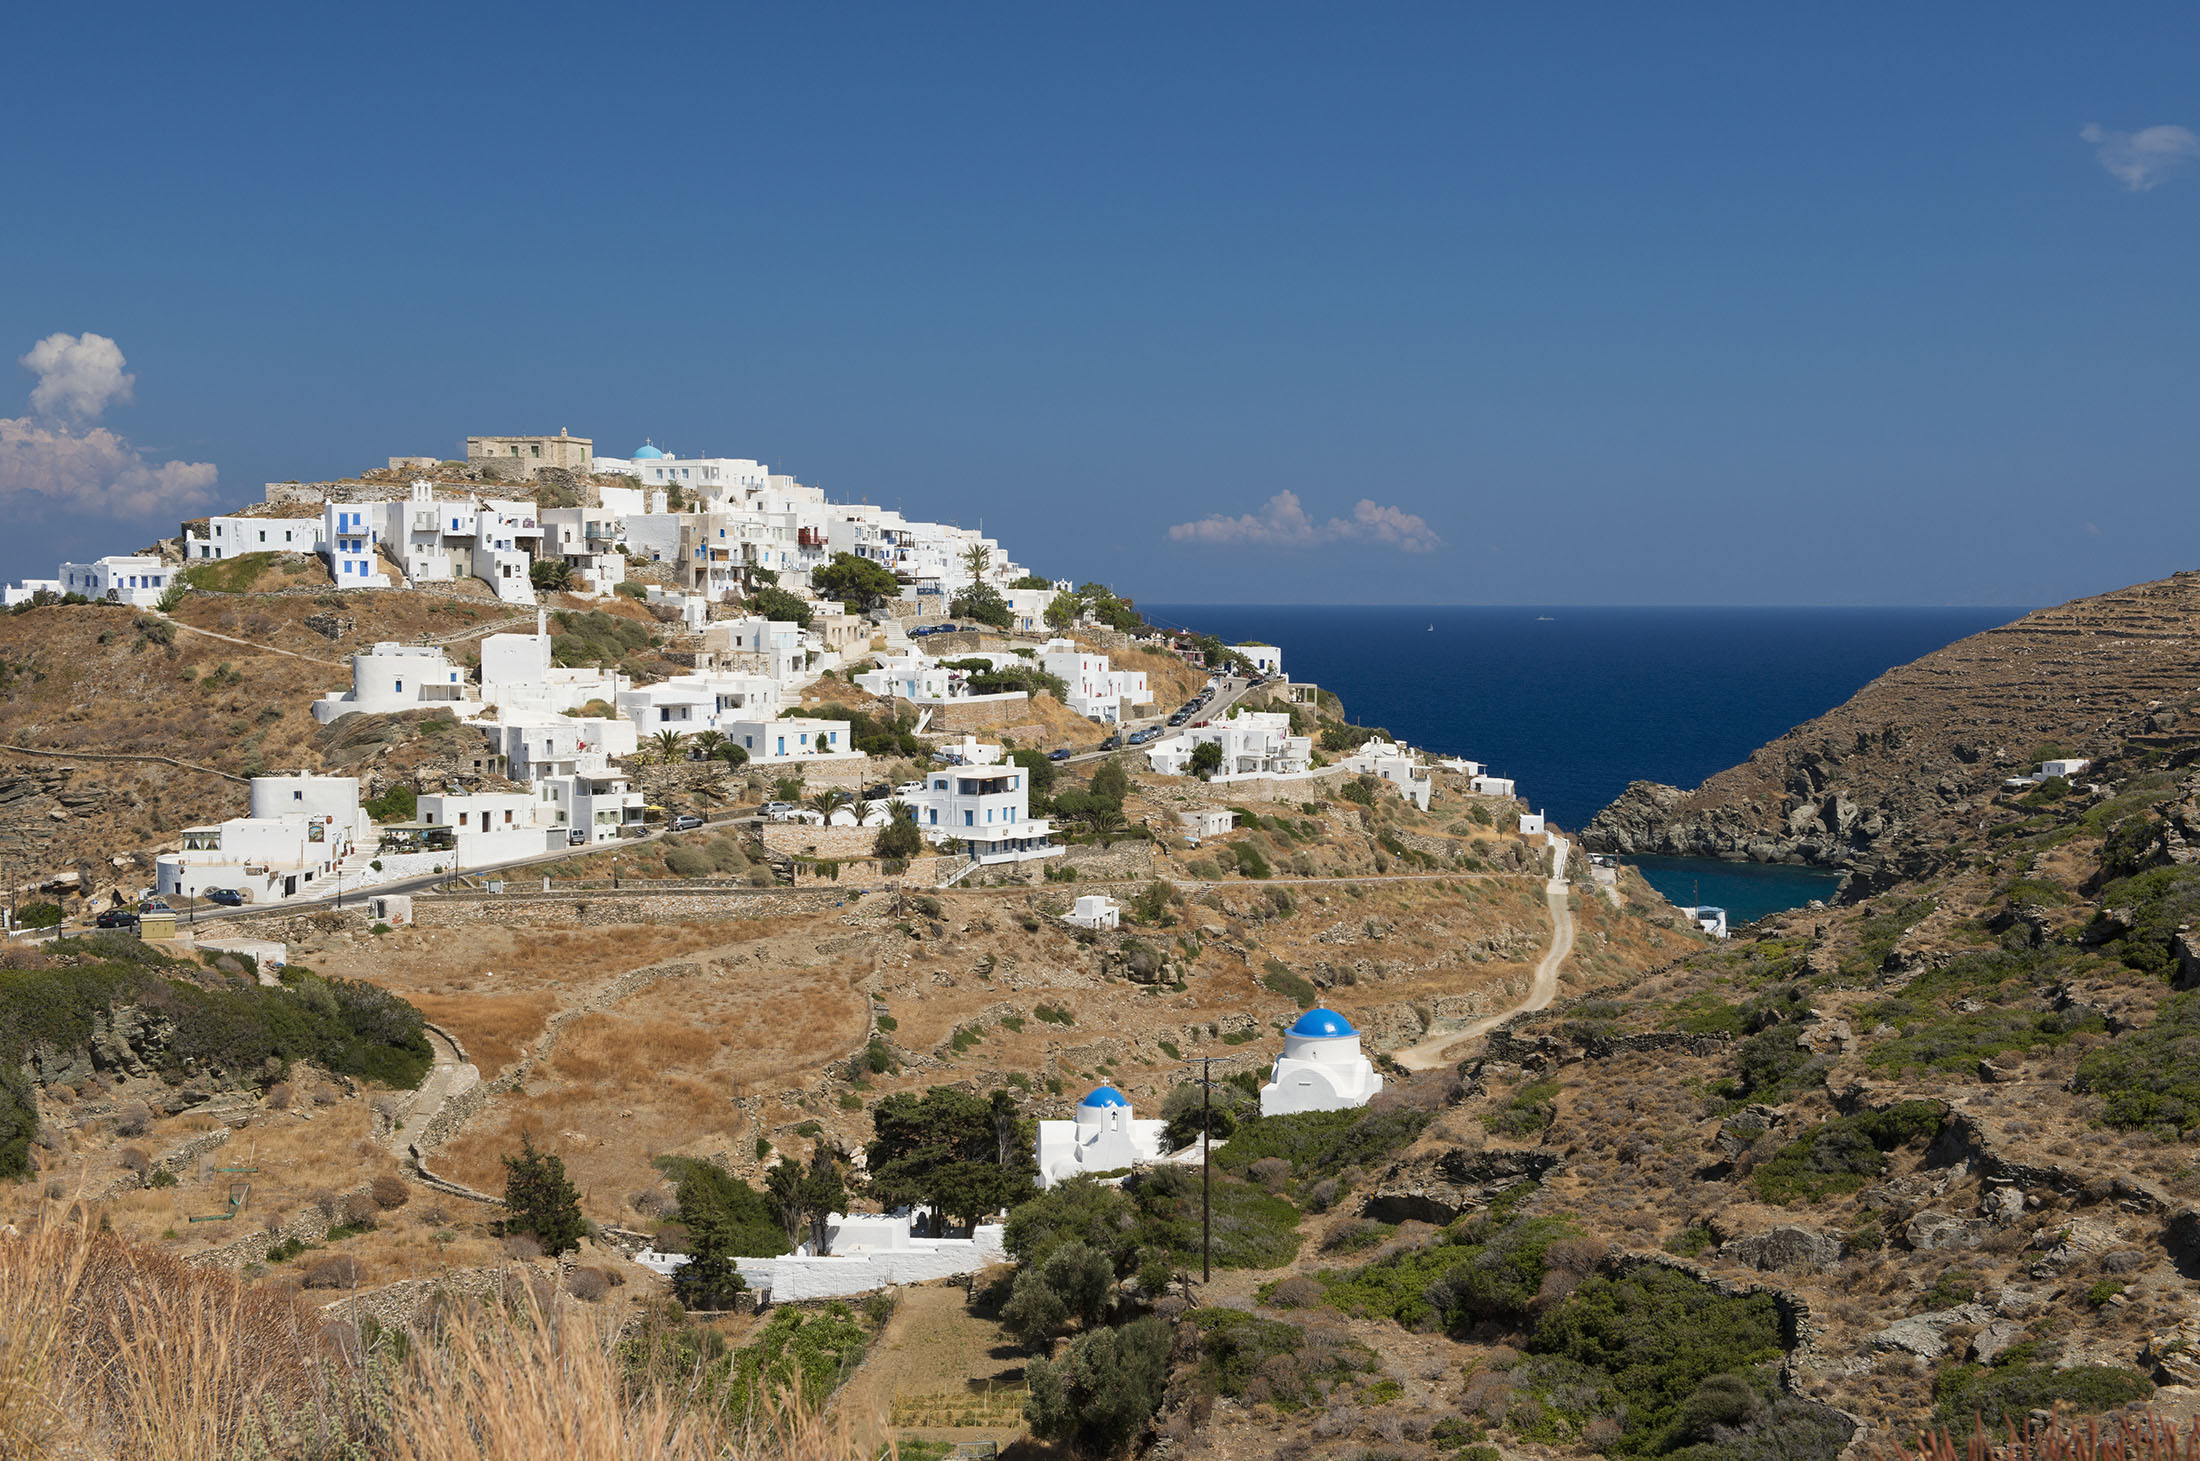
left=1259, top=1007, right=1383, bottom=1115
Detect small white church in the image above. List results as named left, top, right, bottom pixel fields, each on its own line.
left=1035, top=1085, right=1169, bottom=1189
left=1259, top=1007, right=1384, bottom=1116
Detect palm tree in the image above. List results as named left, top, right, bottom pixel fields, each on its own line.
left=691, top=730, right=727, bottom=762
left=651, top=728, right=688, bottom=764
left=961, top=542, right=991, bottom=586
left=807, top=789, right=848, bottom=823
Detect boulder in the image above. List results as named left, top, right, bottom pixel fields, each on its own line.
left=2143, top=1315, right=2200, bottom=1387
left=1905, top=1210, right=1993, bottom=1250
left=1979, top=1186, right=2026, bottom=1224
left=1723, top=1225, right=1845, bottom=1273
left=1869, top=1304, right=1992, bottom=1360
left=1970, top=1319, right=2028, bottom=1365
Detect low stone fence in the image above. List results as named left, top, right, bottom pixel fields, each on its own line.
left=925, top=696, right=1033, bottom=733
left=402, top=887, right=854, bottom=928
left=320, top=1265, right=521, bottom=1330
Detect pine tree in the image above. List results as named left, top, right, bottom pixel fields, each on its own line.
left=499, top=1132, right=584, bottom=1256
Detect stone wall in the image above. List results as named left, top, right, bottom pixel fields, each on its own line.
left=759, top=824, right=880, bottom=860
left=925, top=696, right=1033, bottom=733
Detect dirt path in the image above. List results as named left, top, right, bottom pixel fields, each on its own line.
left=166, top=618, right=349, bottom=668
left=834, top=1282, right=1027, bottom=1450
left=1394, top=838, right=1575, bottom=1071
left=385, top=1023, right=479, bottom=1156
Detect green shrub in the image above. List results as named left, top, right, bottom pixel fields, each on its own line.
left=1232, top=842, right=1272, bottom=879
left=16, top=902, right=61, bottom=930
left=1214, top=1106, right=1435, bottom=1197
left=1024, top=1316, right=1172, bottom=1455
left=1750, top=1101, right=1946, bottom=1205
left=1931, top=1364, right=2152, bottom=1431
left=1318, top=1209, right=1578, bottom=1333
left=1259, top=959, right=1316, bottom=1008
left=1184, top=1308, right=1375, bottom=1411
left=1481, top=1079, right=1561, bottom=1138
left=2073, top=990, right=2200, bottom=1137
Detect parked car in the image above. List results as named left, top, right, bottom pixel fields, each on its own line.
left=1100, top=735, right=1121, bottom=750
left=139, top=899, right=172, bottom=913
left=1047, top=748, right=1072, bottom=762
left=862, top=784, right=891, bottom=802
left=569, top=829, right=590, bottom=846
left=671, top=814, right=705, bottom=832
left=95, top=910, right=138, bottom=929
left=203, top=888, right=245, bottom=907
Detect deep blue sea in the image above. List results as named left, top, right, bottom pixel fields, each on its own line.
left=1142, top=605, right=2024, bottom=922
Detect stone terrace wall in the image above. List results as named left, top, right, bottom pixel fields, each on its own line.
left=759, top=824, right=879, bottom=860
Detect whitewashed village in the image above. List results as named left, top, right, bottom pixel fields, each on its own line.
left=0, top=425, right=1639, bottom=1393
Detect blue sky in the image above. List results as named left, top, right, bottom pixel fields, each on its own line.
left=2, top=3, right=2195, bottom=605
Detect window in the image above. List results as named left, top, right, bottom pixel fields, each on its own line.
left=293, top=790, right=303, bottom=801
left=394, top=680, right=403, bottom=692
left=964, top=810, right=974, bottom=826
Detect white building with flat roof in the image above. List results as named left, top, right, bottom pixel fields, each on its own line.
left=904, top=746, right=1059, bottom=865
left=1147, top=711, right=1312, bottom=782
left=721, top=715, right=859, bottom=765
left=415, top=791, right=562, bottom=863
left=187, top=514, right=325, bottom=560
left=56, top=556, right=172, bottom=607
left=1340, top=740, right=1433, bottom=810
left=1038, top=639, right=1149, bottom=724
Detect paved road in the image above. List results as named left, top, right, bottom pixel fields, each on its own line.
left=1061, top=675, right=1252, bottom=764
left=1393, top=838, right=1576, bottom=1072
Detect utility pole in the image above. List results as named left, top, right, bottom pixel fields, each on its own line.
left=1201, top=1053, right=1212, bottom=1283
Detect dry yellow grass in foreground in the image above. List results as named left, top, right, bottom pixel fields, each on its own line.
left=0, top=1207, right=866, bottom=1460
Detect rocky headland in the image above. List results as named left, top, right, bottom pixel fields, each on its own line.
left=1584, top=571, right=2200, bottom=895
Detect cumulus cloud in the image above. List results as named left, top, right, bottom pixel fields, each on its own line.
left=1168, top=491, right=1444, bottom=553
left=2081, top=123, right=2200, bottom=191
left=0, top=417, right=219, bottom=518
left=0, top=332, right=217, bottom=519
left=21, top=332, right=135, bottom=421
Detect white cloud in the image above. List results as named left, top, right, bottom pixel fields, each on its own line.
left=0, top=416, right=219, bottom=519
left=1168, top=490, right=1444, bottom=553
left=0, top=332, right=216, bottom=519
left=2081, top=123, right=2200, bottom=192
left=20, top=331, right=135, bottom=421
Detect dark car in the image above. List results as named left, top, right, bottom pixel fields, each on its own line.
left=1100, top=735, right=1121, bottom=750
left=1047, top=748, right=1073, bottom=762
left=862, top=784, right=891, bottom=802
left=1167, top=713, right=1187, bottom=726
left=671, top=814, right=705, bottom=832
left=203, top=888, right=245, bottom=907
left=95, top=909, right=138, bottom=929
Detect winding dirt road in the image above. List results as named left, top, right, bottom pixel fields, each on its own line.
left=1394, top=838, right=1575, bottom=1071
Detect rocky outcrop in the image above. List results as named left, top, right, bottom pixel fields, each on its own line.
left=1361, top=1146, right=1563, bottom=1225
left=1584, top=572, right=2200, bottom=894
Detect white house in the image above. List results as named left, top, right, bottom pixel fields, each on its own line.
left=156, top=774, right=373, bottom=903
left=1340, top=740, right=1433, bottom=810
left=1259, top=1008, right=1383, bottom=1116
left=536, top=506, right=627, bottom=596
left=312, top=643, right=481, bottom=723
left=1519, top=811, right=1547, bottom=837
left=1471, top=775, right=1517, bottom=799
left=2035, top=758, right=2091, bottom=781
left=2, top=578, right=61, bottom=608
left=55, top=556, right=172, bottom=608
left=1038, top=639, right=1149, bottom=724
left=1179, top=809, right=1236, bottom=841
left=1679, top=905, right=1731, bottom=939
left=1147, top=711, right=1312, bottom=782
left=1238, top=644, right=1284, bottom=676
left=1035, top=1086, right=1169, bottom=1189
left=187, top=514, right=325, bottom=560
left=321, top=503, right=393, bottom=587
left=1064, top=895, right=1120, bottom=930
left=616, top=673, right=783, bottom=737
left=414, top=791, right=562, bottom=863
left=478, top=614, right=628, bottom=715
left=721, top=715, right=860, bottom=765
left=904, top=744, right=1060, bottom=865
